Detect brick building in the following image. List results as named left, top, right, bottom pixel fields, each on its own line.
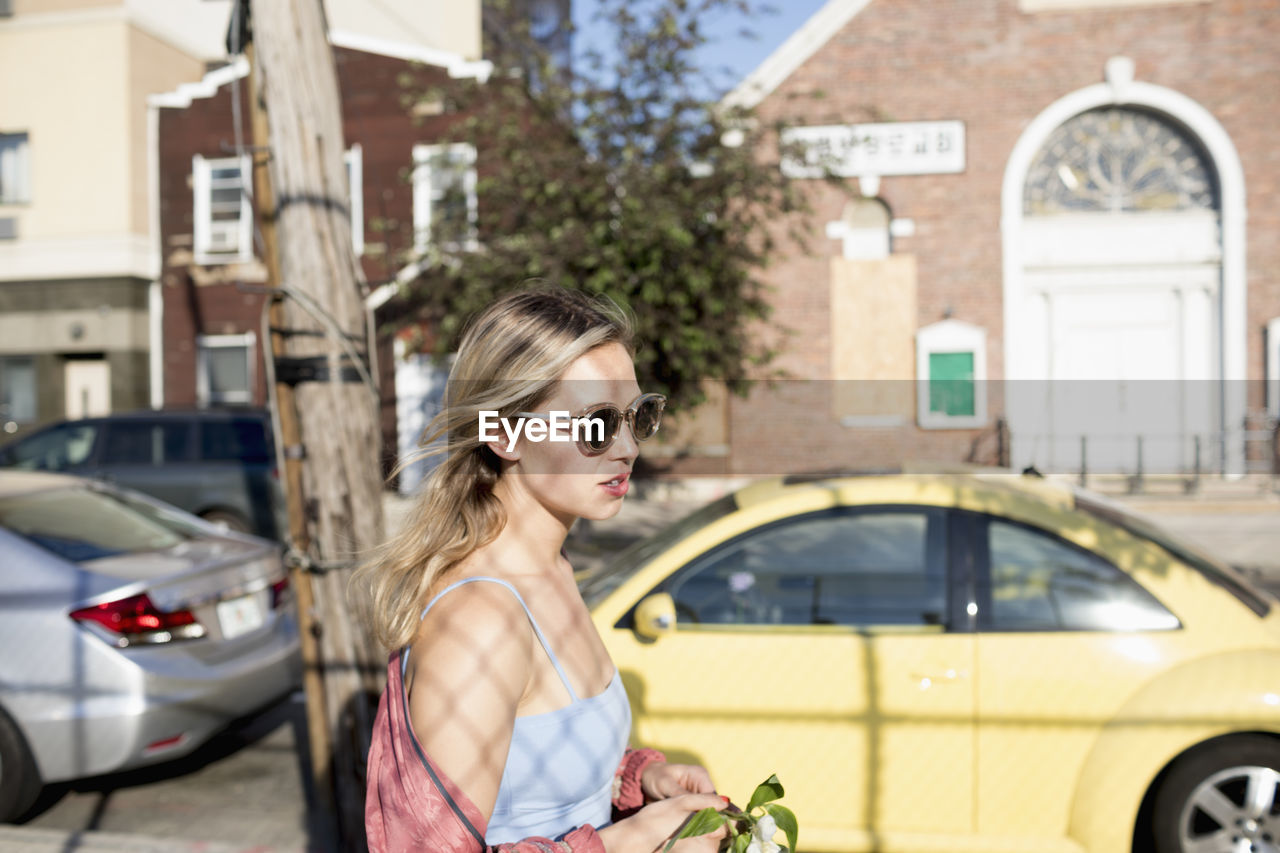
left=0, top=0, right=490, bottom=439
left=152, top=43, right=488, bottom=473
left=681, top=0, right=1279, bottom=480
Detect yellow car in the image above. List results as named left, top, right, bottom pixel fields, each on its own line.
left=581, top=471, right=1280, bottom=853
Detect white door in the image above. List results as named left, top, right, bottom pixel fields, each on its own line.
left=1033, top=269, right=1218, bottom=473
left=64, top=359, right=111, bottom=419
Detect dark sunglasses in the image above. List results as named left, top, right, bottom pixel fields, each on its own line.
left=519, top=392, right=666, bottom=456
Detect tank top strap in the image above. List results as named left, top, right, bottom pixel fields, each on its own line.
left=404, top=576, right=579, bottom=701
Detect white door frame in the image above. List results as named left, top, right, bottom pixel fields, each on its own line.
left=1001, top=58, right=1247, bottom=474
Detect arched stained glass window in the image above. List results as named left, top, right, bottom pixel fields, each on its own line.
left=1023, top=108, right=1217, bottom=215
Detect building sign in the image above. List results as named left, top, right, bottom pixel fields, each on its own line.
left=781, top=121, right=966, bottom=178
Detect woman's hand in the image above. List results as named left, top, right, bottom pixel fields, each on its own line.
left=640, top=762, right=717, bottom=800
left=597, top=793, right=727, bottom=853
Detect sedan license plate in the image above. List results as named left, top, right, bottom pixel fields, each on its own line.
left=216, top=593, right=264, bottom=639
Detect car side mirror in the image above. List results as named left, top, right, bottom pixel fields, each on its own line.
left=634, top=593, right=677, bottom=640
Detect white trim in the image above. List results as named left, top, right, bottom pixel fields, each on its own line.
left=412, top=142, right=478, bottom=254
left=916, top=319, right=988, bottom=430
left=149, top=280, right=164, bottom=409
left=1268, top=318, right=1280, bottom=419
left=722, top=0, right=873, bottom=111
left=344, top=144, right=364, bottom=256
left=1000, top=64, right=1248, bottom=473
left=192, top=153, right=253, bottom=265
left=329, top=30, right=492, bottom=82
left=147, top=93, right=163, bottom=410
left=0, top=6, right=128, bottom=31
left=146, top=100, right=161, bottom=279
left=146, top=34, right=492, bottom=113
left=0, top=4, right=226, bottom=64
left=195, top=331, right=256, bottom=406
left=147, top=56, right=249, bottom=109
left=0, top=234, right=154, bottom=281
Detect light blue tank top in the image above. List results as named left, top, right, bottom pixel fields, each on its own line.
left=405, top=576, right=631, bottom=845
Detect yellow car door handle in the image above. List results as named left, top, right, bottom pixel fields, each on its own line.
left=911, top=669, right=970, bottom=689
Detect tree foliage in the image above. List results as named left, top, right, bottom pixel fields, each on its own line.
left=390, top=0, right=807, bottom=411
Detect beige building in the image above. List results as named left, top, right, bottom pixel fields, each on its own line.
left=0, top=0, right=486, bottom=435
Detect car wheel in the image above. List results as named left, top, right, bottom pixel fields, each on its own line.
left=0, top=707, right=41, bottom=823
left=200, top=509, right=251, bottom=534
left=1152, top=735, right=1280, bottom=853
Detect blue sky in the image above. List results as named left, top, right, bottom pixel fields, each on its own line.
left=570, top=0, right=830, bottom=97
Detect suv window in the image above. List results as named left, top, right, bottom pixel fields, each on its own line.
left=4, top=423, right=99, bottom=470
left=666, top=507, right=949, bottom=628
left=977, top=517, right=1179, bottom=632
left=200, top=418, right=271, bottom=463
left=102, top=422, right=192, bottom=466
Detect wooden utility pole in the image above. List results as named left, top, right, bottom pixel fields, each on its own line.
left=242, top=1, right=385, bottom=848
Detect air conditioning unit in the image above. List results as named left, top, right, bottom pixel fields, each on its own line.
left=0, top=217, right=17, bottom=241
left=208, top=221, right=241, bottom=254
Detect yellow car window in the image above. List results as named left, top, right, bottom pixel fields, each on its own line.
left=665, top=507, right=949, bottom=628
left=980, top=518, right=1178, bottom=632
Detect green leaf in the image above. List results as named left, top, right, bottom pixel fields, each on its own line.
left=731, top=833, right=752, bottom=853
left=745, top=774, right=785, bottom=812
left=663, top=807, right=725, bottom=850
left=764, top=803, right=798, bottom=853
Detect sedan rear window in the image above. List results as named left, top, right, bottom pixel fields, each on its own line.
left=0, top=487, right=184, bottom=562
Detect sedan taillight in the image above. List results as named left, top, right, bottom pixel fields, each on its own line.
left=270, top=576, right=290, bottom=609
left=70, top=593, right=207, bottom=646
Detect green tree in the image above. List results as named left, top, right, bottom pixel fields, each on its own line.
left=390, top=0, right=808, bottom=413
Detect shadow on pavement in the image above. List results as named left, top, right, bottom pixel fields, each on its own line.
left=16, top=693, right=323, bottom=849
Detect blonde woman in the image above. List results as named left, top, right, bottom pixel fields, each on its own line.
left=358, top=287, right=726, bottom=853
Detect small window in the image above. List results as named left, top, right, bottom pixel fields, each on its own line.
left=0, top=132, right=30, bottom=204
left=978, top=518, right=1178, bottom=632
left=916, top=319, right=987, bottom=429
left=835, top=198, right=890, bottom=260
left=196, top=333, right=255, bottom=406
left=666, top=508, right=948, bottom=628
left=0, top=356, right=36, bottom=427
left=193, top=154, right=253, bottom=263
left=345, top=144, right=365, bottom=255
left=200, top=418, right=272, bottom=464
left=101, top=422, right=190, bottom=467
left=413, top=142, right=478, bottom=252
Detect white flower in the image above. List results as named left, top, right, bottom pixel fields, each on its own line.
left=746, top=815, right=781, bottom=853
left=754, top=814, right=778, bottom=842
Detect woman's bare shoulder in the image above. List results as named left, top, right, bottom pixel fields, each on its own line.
left=408, top=575, right=533, bottom=692
left=404, top=576, right=536, bottom=821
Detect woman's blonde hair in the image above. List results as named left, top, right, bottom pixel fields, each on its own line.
left=352, top=286, right=634, bottom=650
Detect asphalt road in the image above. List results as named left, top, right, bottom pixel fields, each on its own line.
left=11, top=490, right=1278, bottom=850
left=16, top=692, right=319, bottom=851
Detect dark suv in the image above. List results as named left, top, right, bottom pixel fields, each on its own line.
left=0, top=409, right=286, bottom=540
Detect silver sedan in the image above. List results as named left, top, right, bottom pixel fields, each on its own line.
left=0, top=471, right=301, bottom=821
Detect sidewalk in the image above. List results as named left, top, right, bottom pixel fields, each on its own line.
left=0, top=825, right=304, bottom=853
